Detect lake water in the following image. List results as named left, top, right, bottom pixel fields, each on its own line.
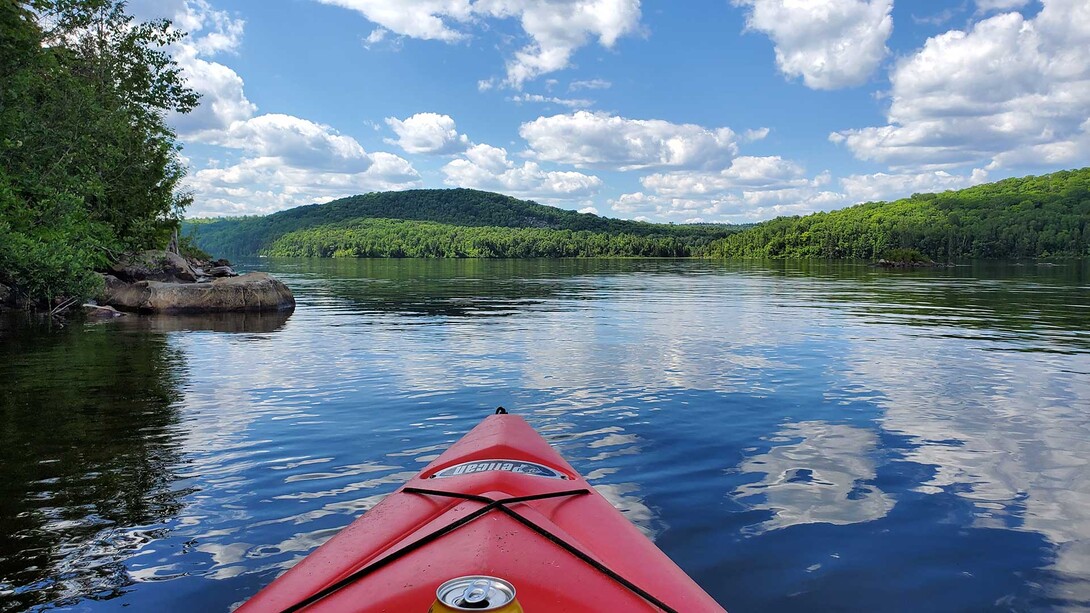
left=2, top=258, right=1089, bottom=612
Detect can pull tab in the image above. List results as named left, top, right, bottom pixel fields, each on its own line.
left=459, top=578, right=493, bottom=608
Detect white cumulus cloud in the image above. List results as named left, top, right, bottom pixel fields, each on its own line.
left=484, top=0, right=642, bottom=87
left=129, top=0, right=257, bottom=138
left=833, top=0, right=1090, bottom=170
left=384, top=113, right=470, bottom=154
left=171, top=56, right=257, bottom=139
left=733, top=0, right=893, bottom=89
left=314, top=0, right=642, bottom=88
left=183, top=114, right=423, bottom=216
left=180, top=116, right=422, bottom=214
left=520, top=111, right=739, bottom=171
left=639, top=156, right=810, bottom=197
left=609, top=189, right=846, bottom=222
left=220, top=114, right=373, bottom=172
left=129, top=0, right=426, bottom=216
left=609, top=156, right=840, bottom=221
left=315, top=0, right=475, bottom=41
left=840, top=169, right=990, bottom=202
left=129, top=0, right=245, bottom=54
left=610, top=158, right=990, bottom=223
left=442, top=143, right=602, bottom=202
left=185, top=153, right=421, bottom=216
left=742, top=127, right=771, bottom=142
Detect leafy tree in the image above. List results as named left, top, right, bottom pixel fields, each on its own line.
left=0, top=0, right=197, bottom=305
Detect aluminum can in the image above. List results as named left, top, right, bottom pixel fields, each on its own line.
left=429, top=575, right=523, bottom=612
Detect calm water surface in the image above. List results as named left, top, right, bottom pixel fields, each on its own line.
left=2, top=259, right=1089, bottom=612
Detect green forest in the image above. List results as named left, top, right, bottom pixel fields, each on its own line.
left=267, top=218, right=698, bottom=258
left=185, top=189, right=736, bottom=256
left=0, top=1, right=196, bottom=305
left=190, top=169, right=1090, bottom=262
left=708, top=169, right=1090, bottom=260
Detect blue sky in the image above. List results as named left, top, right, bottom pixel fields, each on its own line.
left=129, top=0, right=1090, bottom=222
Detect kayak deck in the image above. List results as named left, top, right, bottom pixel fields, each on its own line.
left=238, top=412, right=725, bottom=612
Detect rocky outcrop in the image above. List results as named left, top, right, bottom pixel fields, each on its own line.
left=109, top=250, right=246, bottom=284
left=206, top=265, right=236, bottom=277
left=98, top=250, right=293, bottom=313
left=101, top=272, right=295, bottom=313
left=110, top=250, right=199, bottom=283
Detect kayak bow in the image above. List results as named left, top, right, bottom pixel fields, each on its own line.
left=238, top=409, right=725, bottom=612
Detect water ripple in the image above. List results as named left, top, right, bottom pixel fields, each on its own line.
left=0, top=259, right=1087, bottom=611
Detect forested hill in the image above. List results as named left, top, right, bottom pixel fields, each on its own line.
left=186, top=189, right=735, bottom=256
left=708, top=168, right=1090, bottom=260
left=187, top=170, right=1090, bottom=261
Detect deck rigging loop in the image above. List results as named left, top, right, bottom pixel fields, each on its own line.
left=279, top=487, right=680, bottom=613
left=495, top=406, right=509, bottom=415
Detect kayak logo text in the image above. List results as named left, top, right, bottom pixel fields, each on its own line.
left=431, top=459, right=566, bottom=480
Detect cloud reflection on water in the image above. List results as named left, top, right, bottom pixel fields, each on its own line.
left=268, top=259, right=1090, bottom=607
left=845, top=333, right=1090, bottom=604
left=123, top=260, right=1090, bottom=609
left=5, top=259, right=1089, bottom=611
left=734, top=421, right=895, bottom=534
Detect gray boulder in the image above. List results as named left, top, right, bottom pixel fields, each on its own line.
left=206, top=265, right=238, bottom=277
left=101, top=272, right=295, bottom=313
left=110, top=250, right=198, bottom=283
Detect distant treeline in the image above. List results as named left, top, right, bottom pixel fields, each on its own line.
left=267, top=219, right=699, bottom=258
left=708, top=169, right=1090, bottom=260
left=187, top=189, right=736, bottom=256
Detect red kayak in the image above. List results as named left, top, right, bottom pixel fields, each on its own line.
left=239, top=409, right=725, bottom=612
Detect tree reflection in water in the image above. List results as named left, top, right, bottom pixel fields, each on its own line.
left=0, top=310, right=290, bottom=610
